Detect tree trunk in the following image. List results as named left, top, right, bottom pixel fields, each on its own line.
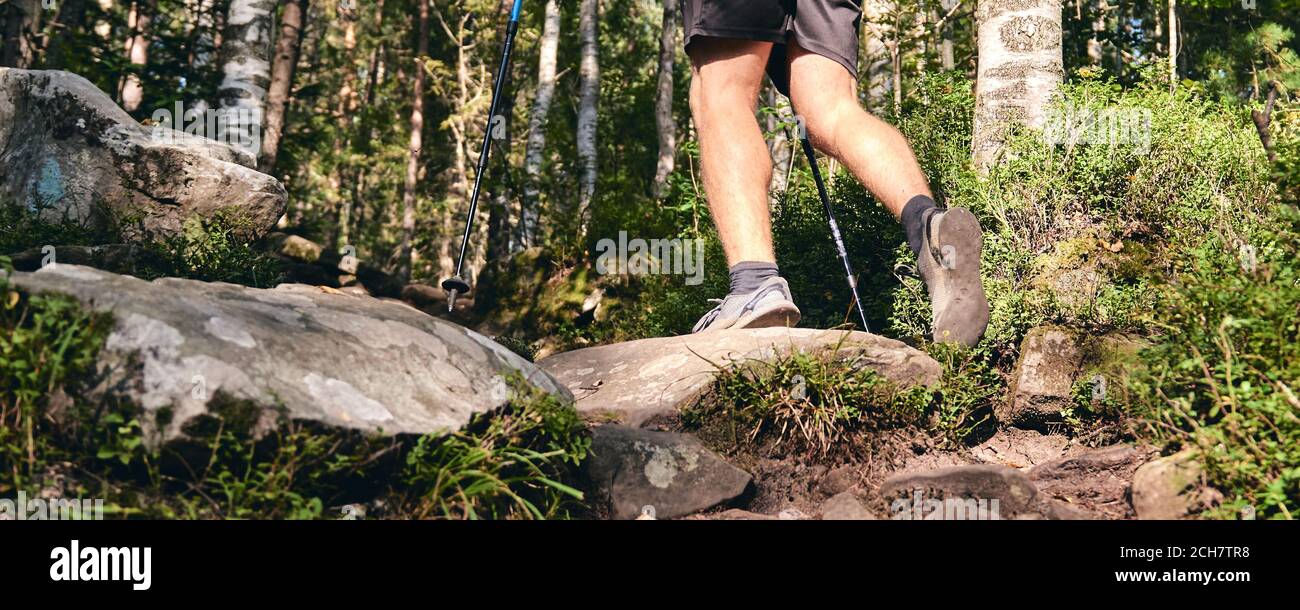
left=1086, top=0, right=1104, bottom=66
left=521, top=0, right=560, bottom=248
left=576, top=0, right=600, bottom=233
left=1167, top=0, right=1177, bottom=91
left=216, top=0, right=276, bottom=158
left=862, top=0, right=894, bottom=114
left=399, top=0, right=429, bottom=283
left=259, top=0, right=308, bottom=174
left=1, top=0, right=41, bottom=68
left=765, top=84, right=793, bottom=210
left=120, top=0, right=156, bottom=112
left=972, top=0, right=1063, bottom=172
left=651, top=0, right=678, bottom=199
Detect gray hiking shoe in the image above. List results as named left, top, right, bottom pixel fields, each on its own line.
left=917, top=207, right=990, bottom=346
left=692, top=276, right=801, bottom=333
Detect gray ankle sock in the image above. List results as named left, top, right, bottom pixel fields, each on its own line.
left=729, top=261, right=779, bottom=295
left=902, top=195, right=939, bottom=257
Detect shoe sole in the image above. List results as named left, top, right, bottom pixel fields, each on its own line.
left=931, top=207, right=990, bottom=345
left=733, top=302, right=801, bottom=330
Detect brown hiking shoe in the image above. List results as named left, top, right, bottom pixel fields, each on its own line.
left=916, top=207, right=990, bottom=346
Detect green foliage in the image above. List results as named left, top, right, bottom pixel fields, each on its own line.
left=399, top=379, right=591, bottom=519
left=682, top=350, right=935, bottom=458
left=142, top=212, right=285, bottom=288
left=1126, top=209, right=1300, bottom=519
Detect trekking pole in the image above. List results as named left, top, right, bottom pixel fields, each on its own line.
left=441, top=0, right=523, bottom=312
left=797, top=135, right=871, bottom=333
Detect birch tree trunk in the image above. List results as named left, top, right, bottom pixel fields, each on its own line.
left=120, top=0, right=156, bottom=112
left=862, top=0, right=894, bottom=114
left=651, top=0, right=678, bottom=199
left=1167, top=0, right=1177, bottom=91
left=521, top=0, right=560, bottom=248
left=576, top=0, right=600, bottom=233
left=216, top=0, right=276, bottom=158
left=399, top=0, right=429, bottom=283
left=1086, top=0, right=1104, bottom=66
left=259, top=0, right=309, bottom=173
left=765, top=84, right=794, bottom=210
left=972, top=0, right=1063, bottom=172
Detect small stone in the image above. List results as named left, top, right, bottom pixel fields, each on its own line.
left=999, top=326, right=1083, bottom=428
left=820, top=492, right=876, bottom=520
left=1131, top=449, right=1213, bottom=520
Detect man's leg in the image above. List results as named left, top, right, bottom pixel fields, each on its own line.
left=786, top=41, right=989, bottom=345
left=689, top=37, right=775, bottom=265
left=687, top=37, right=800, bottom=332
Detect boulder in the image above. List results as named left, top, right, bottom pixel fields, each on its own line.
left=880, top=464, right=1038, bottom=520
left=0, top=69, right=285, bottom=243
left=1028, top=443, right=1155, bottom=520
left=1131, top=449, right=1215, bottom=520
left=538, top=327, right=942, bottom=426
left=585, top=425, right=752, bottom=520
left=7, top=264, right=570, bottom=449
left=1000, top=325, right=1083, bottom=427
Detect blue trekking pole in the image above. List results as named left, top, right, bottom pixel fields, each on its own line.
left=442, top=0, right=524, bottom=311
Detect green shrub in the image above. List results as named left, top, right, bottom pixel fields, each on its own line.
left=1126, top=207, right=1300, bottom=519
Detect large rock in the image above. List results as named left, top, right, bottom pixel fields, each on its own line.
left=585, top=425, right=752, bottom=520
left=7, top=264, right=570, bottom=448
left=0, top=69, right=285, bottom=243
left=538, top=327, right=942, bottom=426
left=1000, top=325, right=1083, bottom=427
left=1027, top=444, right=1155, bottom=520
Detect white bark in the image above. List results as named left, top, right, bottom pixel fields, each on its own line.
left=972, top=0, right=1063, bottom=171
left=1168, top=0, right=1177, bottom=91
left=576, top=0, right=600, bottom=232
left=862, top=0, right=894, bottom=113
left=216, top=0, right=275, bottom=157
left=651, top=0, right=678, bottom=199
left=521, top=0, right=560, bottom=248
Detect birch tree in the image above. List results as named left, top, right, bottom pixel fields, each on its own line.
left=216, top=0, right=276, bottom=158
left=576, top=0, right=600, bottom=232
left=1, top=0, right=42, bottom=68
left=520, top=0, right=560, bottom=248
left=972, top=0, right=1063, bottom=171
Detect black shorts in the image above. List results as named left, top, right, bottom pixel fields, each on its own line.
left=682, top=0, right=862, bottom=96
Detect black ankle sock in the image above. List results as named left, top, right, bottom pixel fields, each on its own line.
left=729, top=261, right=779, bottom=295
left=902, top=195, right=939, bottom=257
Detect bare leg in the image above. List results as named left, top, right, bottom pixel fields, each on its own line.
left=688, top=37, right=775, bottom=265
left=785, top=41, right=931, bottom=218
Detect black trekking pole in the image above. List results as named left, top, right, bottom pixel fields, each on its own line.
left=441, top=0, right=523, bottom=312
left=797, top=134, right=871, bottom=333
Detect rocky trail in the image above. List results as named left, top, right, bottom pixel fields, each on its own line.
left=1, top=68, right=1213, bottom=520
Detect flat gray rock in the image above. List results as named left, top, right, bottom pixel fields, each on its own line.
left=971, top=427, right=1075, bottom=468
left=538, top=327, right=942, bottom=425
left=880, top=464, right=1038, bottom=520
left=1028, top=444, right=1154, bottom=520
left=585, top=425, right=752, bottom=520
left=9, top=264, right=570, bottom=448
left=1000, top=325, right=1082, bottom=428
left=0, top=69, right=285, bottom=242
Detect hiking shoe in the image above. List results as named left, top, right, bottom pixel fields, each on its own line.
left=692, top=276, right=801, bottom=333
left=917, top=207, right=990, bottom=346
